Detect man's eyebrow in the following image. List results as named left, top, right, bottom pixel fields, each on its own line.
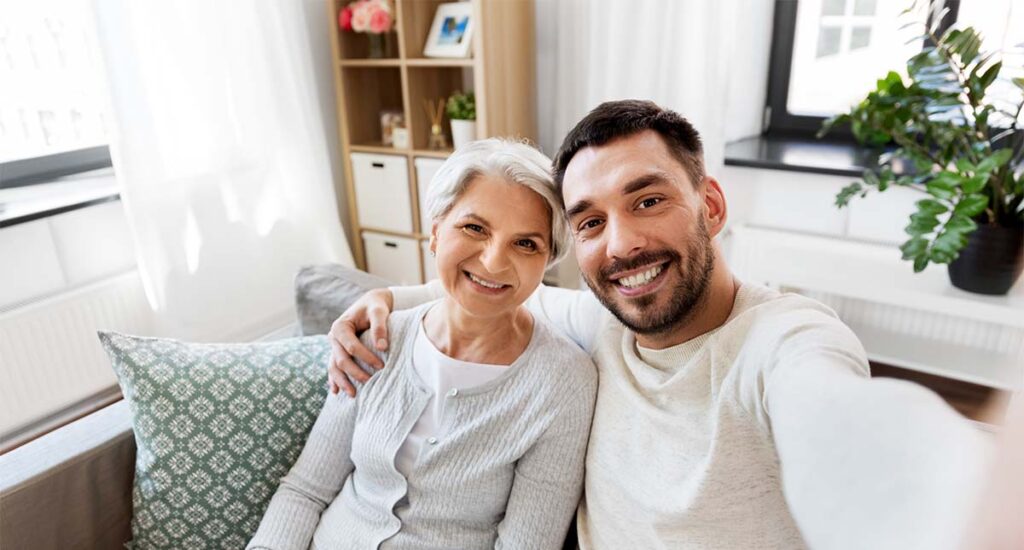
left=565, top=199, right=593, bottom=220
left=623, top=172, right=672, bottom=195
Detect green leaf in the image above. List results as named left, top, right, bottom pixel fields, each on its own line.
left=912, top=254, right=930, bottom=272
left=945, top=212, right=978, bottom=233
left=954, top=194, right=988, bottom=217
left=961, top=174, right=987, bottom=194
left=978, top=61, right=1001, bottom=91
left=976, top=148, right=1014, bottom=174
left=916, top=198, right=949, bottom=215
left=900, top=236, right=929, bottom=260
left=835, top=182, right=863, bottom=208
left=906, top=212, right=941, bottom=235
left=955, top=158, right=975, bottom=173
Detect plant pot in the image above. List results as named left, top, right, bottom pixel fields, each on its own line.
left=450, top=119, right=476, bottom=150
left=947, top=221, right=1024, bottom=295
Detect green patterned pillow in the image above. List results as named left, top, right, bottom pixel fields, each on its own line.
left=98, top=331, right=329, bottom=549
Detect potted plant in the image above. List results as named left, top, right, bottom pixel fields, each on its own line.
left=447, top=91, right=476, bottom=150
left=820, top=22, right=1024, bottom=295
left=339, top=0, right=394, bottom=58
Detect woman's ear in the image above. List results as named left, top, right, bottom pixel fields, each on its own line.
left=429, top=220, right=439, bottom=256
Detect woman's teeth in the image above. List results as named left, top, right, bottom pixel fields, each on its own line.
left=617, top=265, right=663, bottom=288
left=468, top=272, right=505, bottom=289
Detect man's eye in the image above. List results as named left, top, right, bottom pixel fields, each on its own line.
left=639, top=197, right=662, bottom=209
left=578, top=219, right=603, bottom=232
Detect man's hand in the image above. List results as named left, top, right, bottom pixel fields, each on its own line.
left=327, top=288, right=394, bottom=397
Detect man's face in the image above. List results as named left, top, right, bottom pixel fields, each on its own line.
left=562, top=130, right=715, bottom=336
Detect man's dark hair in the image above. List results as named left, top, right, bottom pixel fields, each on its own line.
left=552, top=100, right=705, bottom=196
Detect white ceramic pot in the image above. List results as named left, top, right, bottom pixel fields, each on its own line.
left=450, top=119, right=477, bottom=150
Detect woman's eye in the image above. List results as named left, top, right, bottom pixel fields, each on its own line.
left=464, top=223, right=484, bottom=233
left=639, top=197, right=662, bottom=209
left=516, top=239, right=537, bottom=250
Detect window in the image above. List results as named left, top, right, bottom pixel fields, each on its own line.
left=0, top=1, right=111, bottom=189
left=766, top=0, right=1024, bottom=137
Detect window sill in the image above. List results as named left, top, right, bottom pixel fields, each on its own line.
left=724, top=134, right=896, bottom=178
left=0, top=168, right=120, bottom=228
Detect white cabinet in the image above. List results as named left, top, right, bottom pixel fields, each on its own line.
left=351, top=153, right=413, bottom=234
left=415, top=157, right=445, bottom=235
left=362, top=231, right=423, bottom=285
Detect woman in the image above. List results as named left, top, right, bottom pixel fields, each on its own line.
left=248, top=139, right=597, bottom=549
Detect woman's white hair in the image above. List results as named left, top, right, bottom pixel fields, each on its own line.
left=425, top=138, right=570, bottom=266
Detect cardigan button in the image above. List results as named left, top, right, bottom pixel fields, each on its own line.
left=447, top=388, right=458, bottom=397
left=427, top=437, right=438, bottom=445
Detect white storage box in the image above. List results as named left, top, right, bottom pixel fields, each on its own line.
left=351, top=152, right=413, bottom=233
left=421, top=241, right=438, bottom=281
left=414, top=157, right=446, bottom=234
left=362, top=231, right=423, bottom=285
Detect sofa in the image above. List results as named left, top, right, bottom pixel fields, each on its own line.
left=0, top=265, right=391, bottom=549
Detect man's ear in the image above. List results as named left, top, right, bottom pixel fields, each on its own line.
left=702, top=176, right=728, bottom=238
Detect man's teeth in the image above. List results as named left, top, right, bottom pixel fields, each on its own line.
left=468, top=272, right=505, bottom=289
left=617, top=265, right=663, bottom=288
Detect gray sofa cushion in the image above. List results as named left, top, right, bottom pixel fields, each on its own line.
left=294, top=264, right=393, bottom=335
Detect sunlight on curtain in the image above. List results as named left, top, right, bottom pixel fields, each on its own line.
left=93, top=0, right=352, bottom=341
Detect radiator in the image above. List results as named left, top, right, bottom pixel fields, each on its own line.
left=0, top=270, right=155, bottom=442
left=728, top=225, right=1024, bottom=390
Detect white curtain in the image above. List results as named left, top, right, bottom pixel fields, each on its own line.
left=93, top=1, right=352, bottom=341
left=534, top=0, right=774, bottom=171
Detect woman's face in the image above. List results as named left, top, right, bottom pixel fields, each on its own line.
left=431, top=175, right=553, bottom=321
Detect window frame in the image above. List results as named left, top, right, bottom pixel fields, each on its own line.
left=0, top=146, right=113, bottom=190
left=764, top=0, right=961, bottom=139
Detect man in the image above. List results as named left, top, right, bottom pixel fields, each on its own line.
left=328, top=100, right=990, bottom=549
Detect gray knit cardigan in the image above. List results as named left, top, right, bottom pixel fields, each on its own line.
left=247, top=301, right=597, bottom=549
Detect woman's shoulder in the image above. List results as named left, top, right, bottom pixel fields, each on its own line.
left=523, top=317, right=598, bottom=386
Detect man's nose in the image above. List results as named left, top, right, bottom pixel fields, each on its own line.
left=605, top=217, right=647, bottom=260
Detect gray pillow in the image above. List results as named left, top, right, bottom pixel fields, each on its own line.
left=293, top=264, right=393, bottom=335
left=99, top=331, right=329, bottom=549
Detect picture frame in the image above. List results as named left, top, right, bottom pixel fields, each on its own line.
left=423, top=2, right=474, bottom=59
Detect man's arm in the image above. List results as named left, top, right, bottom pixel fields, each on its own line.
left=396, top=280, right=604, bottom=351
left=329, top=282, right=605, bottom=395
left=766, top=336, right=992, bottom=550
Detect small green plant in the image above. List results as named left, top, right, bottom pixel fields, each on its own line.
left=820, top=6, right=1024, bottom=273
left=446, top=91, right=476, bottom=121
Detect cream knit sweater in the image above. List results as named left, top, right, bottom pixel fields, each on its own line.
left=393, top=281, right=991, bottom=550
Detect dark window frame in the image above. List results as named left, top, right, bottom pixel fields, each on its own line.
left=0, top=146, right=113, bottom=190
left=764, top=0, right=961, bottom=140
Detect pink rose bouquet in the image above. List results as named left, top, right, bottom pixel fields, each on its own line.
left=341, top=0, right=393, bottom=34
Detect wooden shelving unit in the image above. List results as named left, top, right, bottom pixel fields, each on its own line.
left=327, top=0, right=537, bottom=281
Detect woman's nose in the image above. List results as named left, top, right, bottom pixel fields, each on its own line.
left=479, top=242, right=511, bottom=273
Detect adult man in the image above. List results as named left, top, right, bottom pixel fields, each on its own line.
left=328, top=100, right=989, bottom=549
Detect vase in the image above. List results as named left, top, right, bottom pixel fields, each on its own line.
left=368, top=33, right=386, bottom=58
left=450, top=119, right=476, bottom=150
left=947, top=221, right=1024, bottom=295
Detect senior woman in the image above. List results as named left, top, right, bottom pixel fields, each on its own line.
left=248, top=139, right=597, bottom=550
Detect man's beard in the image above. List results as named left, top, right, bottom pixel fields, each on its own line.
left=582, top=218, right=715, bottom=336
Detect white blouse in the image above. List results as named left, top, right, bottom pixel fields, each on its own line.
left=394, top=321, right=509, bottom=477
